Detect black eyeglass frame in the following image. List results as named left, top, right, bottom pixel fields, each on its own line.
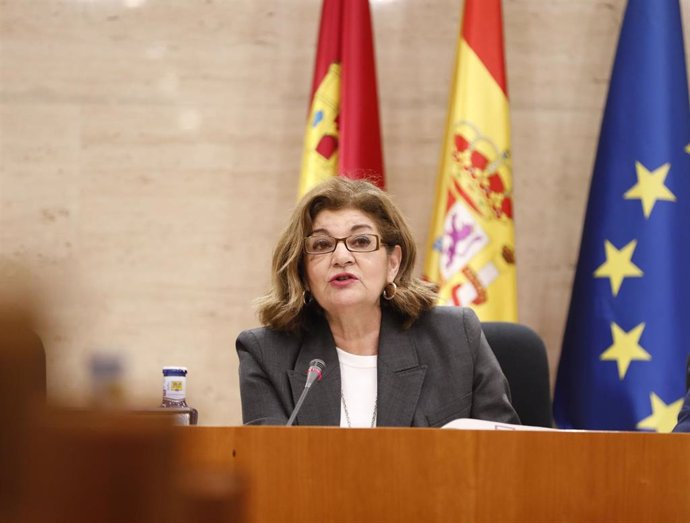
left=303, top=233, right=388, bottom=255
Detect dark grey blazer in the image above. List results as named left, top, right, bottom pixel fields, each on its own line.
left=236, top=306, right=519, bottom=427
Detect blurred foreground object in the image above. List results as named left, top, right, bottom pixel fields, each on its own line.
left=90, top=353, right=126, bottom=408
left=21, top=409, right=176, bottom=523
left=0, top=262, right=47, bottom=520
left=18, top=409, right=244, bottom=523
left=0, top=261, right=240, bottom=521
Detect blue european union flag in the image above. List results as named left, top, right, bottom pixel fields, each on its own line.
left=553, top=0, right=690, bottom=431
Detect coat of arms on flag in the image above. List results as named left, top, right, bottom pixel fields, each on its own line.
left=424, top=0, right=517, bottom=321
left=298, top=0, right=385, bottom=198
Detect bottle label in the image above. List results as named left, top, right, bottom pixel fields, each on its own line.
left=163, top=375, right=186, bottom=401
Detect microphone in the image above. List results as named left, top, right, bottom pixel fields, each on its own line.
left=286, top=359, right=326, bottom=426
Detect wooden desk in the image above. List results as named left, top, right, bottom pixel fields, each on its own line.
left=176, top=426, right=690, bottom=523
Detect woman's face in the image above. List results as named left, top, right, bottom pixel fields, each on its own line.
left=304, top=208, right=401, bottom=318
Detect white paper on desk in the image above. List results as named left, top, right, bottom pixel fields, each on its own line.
left=441, top=418, right=555, bottom=431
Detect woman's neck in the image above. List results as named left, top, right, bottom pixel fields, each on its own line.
left=326, top=307, right=381, bottom=356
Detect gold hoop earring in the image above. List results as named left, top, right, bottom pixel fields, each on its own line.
left=382, top=282, right=397, bottom=300
left=302, top=290, right=313, bottom=305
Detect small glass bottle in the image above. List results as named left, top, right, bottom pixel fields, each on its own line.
left=160, top=366, right=198, bottom=424
left=90, top=353, right=125, bottom=408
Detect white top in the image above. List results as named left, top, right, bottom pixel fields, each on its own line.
left=336, top=347, right=378, bottom=428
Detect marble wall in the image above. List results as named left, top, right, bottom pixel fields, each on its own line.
left=1, top=0, right=689, bottom=425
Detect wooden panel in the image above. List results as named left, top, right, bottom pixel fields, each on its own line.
left=177, top=426, right=690, bottom=523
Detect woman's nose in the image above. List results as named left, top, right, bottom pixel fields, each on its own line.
left=331, top=241, right=354, bottom=265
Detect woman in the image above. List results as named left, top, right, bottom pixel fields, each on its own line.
left=237, top=177, right=519, bottom=427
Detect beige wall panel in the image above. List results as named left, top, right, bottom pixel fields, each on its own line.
left=1, top=0, right=689, bottom=425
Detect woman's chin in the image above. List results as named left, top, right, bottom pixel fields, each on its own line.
left=322, top=297, right=380, bottom=316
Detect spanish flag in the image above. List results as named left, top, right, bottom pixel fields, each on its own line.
left=423, top=0, right=517, bottom=321
left=298, top=0, right=385, bottom=197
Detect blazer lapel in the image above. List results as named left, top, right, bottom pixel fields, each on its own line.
left=376, top=309, right=427, bottom=427
left=287, top=318, right=341, bottom=426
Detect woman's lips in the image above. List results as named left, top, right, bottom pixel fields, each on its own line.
left=329, top=273, right=358, bottom=287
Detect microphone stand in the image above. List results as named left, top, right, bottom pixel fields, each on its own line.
left=286, top=386, right=311, bottom=426
left=286, top=359, right=325, bottom=426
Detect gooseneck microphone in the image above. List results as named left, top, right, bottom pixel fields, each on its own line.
left=286, top=359, right=326, bottom=426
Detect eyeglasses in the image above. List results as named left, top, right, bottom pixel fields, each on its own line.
left=304, top=233, right=385, bottom=254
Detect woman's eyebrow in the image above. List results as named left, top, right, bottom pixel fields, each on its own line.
left=311, top=223, right=374, bottom=235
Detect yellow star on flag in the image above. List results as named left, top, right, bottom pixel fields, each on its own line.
left=636, top=392, right=684, bottom=433
left=599, top=322, right=651, bottom=379
left=623, top=161, right=675, bottom=218
left=685, top=143, right=690, bottom=154
left=593, top=239, right=643, bottom=296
